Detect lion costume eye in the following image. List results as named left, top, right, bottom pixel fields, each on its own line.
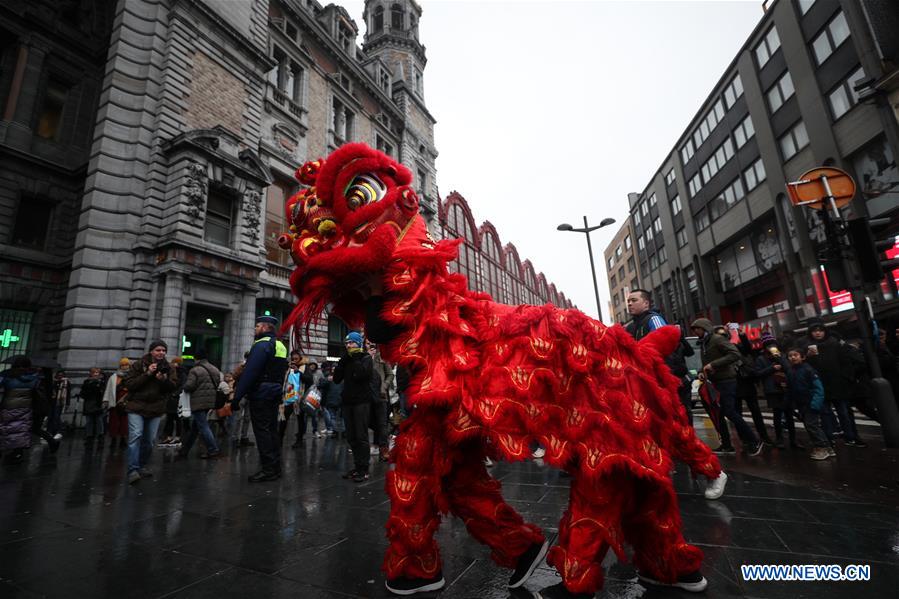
left=345, top=174, right=386, bottom=211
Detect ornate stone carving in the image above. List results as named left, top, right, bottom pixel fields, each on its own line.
left=184, top=162, right=208, bottom=219
left=243, top=189, right=262, bottom=245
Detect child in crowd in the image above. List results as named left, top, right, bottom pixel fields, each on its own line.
left=786, top=349, right=831, bottom=460
left=755, top=336, right=802, bottom=449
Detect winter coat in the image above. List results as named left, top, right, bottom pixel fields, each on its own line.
left=625, top=309, right=668, bottom=341
left=0, top=368, right=40, bottom=451
left=691, top=318, right=741, bottom=382
left=787, top=362, right=825, bottom=411
left=800, top=332, right=865, bottom=400
left=333, top=351, right=374, bottom=406
left=319, top=379, right=343, bottom=409
left=80, top=377, right=106, bottom=415
left=122, top=354, right=179, bottom=417
left=735, top=337, right=759, bottom=400
left=183, top=360, right=222, bottom=412
left=371, top=354, right=394, bottom=402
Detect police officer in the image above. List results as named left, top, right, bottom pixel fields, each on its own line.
left=232, top=314, right=289, bottom=482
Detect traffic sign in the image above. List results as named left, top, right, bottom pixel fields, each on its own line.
left=786, top=167, right=856, bottom=210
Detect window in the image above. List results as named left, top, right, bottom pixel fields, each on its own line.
left=640, top=201, right=649, bottom=216
left=733, top=115, right=755, bottom=149
left=744, top=158, right=767, bottom=191
left=671, top=194, right=682, bottom=216
left=689, top=174, right=702, bottom=198
left=676, top=227, right=688, bottom=248
left=665, top=169, right=675, bottom=185
left=608, top=256, right=615, bottom=270
left=376, top=133, right=394, bottom=156
left=812, top=11, right=850, bottom=65
left=332, top=97, right=354, bottom=141
left=373, top=6, right=384, bottom=32
left=204, top=186, right=234, bottom=247
left=767, top=71, right=795, bottom=113
left=417, top=167, right=428, bottom=196
left=649, top=253, right=659, bottom=271
left=657, top=246, right=667, bottom=264
left=289, top=64, right=304, bottom=104
left=327, top=314, right=350, bottom=358
left=414, top=68, right=423, bottom=95
left=645, top=227, right=653, bottom=242
left=681, top=139, right=695, bottom=164
left=723, top=74, right=744, bottom=109
left=379, top=68, right=390, bottom=92
left=653, top=218, right=662, bottom=234
left=701, top=138, right=735, bottom=184
left=286, top=22, right=298, bottom=42
left=631, top=277, right=639, bottom=290
left=11, top=198, right=52, bottom=250
left=798, top=0, right=816, bottom=15
left=780, top=120, right=810, bottom=160
left=695, top=209, right=710, bottom=232
left=36, top=78, right=68, bottom=140
left=624, top=234, right=632, bottom=250
left=265, top=178, right=294, bottom=265
left=627, top=256, right=636, bottom=272
left=755, top=26, right=781, bottom=68
left=828, top=66, right=866, bottom=120
left=618, top=267, right=625, bottom=282
left=637, top=237, right=645, bottom=251
left=709, top=178, right=746, bottom=220
left=610, top=273, right=617, bottom=287
left=648, top=193, right=657, bottom=208
left=633, top=210, right=641, bottom=228
left=391, top=4, right=404, bottom=29
left=615, top=245, right=623, bottom=258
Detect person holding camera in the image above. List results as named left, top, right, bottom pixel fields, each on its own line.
left=122, top=340, right=178, bottom=484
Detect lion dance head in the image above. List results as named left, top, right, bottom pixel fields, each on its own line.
left=279, top=143, right=422, bottom=335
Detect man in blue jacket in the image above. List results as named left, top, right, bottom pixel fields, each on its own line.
left=233, top=315, right=289, bottom=482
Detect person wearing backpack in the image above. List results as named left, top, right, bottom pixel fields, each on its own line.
left=176, top=348, right=222, bottom=459
left=80, top=367, right=107, bottom=448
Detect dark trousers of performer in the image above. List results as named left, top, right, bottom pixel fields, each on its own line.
left=344, top=402, right=371, bottom=474
left=384, top=410, right=544, bottom=582
left=371, top=400, right=389, bottom=448
left=547, top=469, right=704, bottom=594
left=249, top=395, right=281, bottom=474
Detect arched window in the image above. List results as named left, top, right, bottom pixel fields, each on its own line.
left=481, top=229, right=503, bottom=301
left=391, top=4, right=404, bottom=29
left=373, top=6, right=384, bottom=33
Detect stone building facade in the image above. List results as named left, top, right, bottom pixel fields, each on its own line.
left=1, top=0, right=574, bottom=373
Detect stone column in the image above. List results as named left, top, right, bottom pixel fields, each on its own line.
left=158, top=270, right=186, bottom=354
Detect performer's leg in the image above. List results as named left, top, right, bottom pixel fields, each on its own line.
left=623, top=477, right=703, bottom=584
left=383, top=409, right=448, bottom=583
left=443, top=440, right=544, bottom=568
left=546, top=472, right=625, bottom=595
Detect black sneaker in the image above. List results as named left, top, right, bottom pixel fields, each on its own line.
left=534, top=582, right=594, bottom=599
left=747, top=441, right=764, bottom=456
left=352, top=471, right=370, bottom=483
left=637, top=570, right=708, bottom=592
left=385, top=574, right=445, bottom=595
left=712, top=445, right=736, bottom=454
left=248, top=470, right=280, bottom=483
left=846, top=439, right=868, bottom=448
left=341, top=469, right=358, bottom=480
left=509, top=539, right=549, bottom=588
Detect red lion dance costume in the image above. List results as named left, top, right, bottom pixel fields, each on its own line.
left=279, top=143, right=721, bottom=597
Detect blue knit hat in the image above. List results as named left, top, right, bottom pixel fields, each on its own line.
left=345, top=331, right=363, bottom=346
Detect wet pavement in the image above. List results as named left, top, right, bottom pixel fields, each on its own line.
left=1, top=417, right=898, bottom=599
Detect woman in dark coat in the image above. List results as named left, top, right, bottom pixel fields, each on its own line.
left=0, top=356, right=59, bottom=461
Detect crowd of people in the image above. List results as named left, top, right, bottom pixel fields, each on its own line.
left=0, top=296, right=886, bottom=484
left=625, top=289, right=881, bottom=462
left=0, top=321, right=406, bottom=487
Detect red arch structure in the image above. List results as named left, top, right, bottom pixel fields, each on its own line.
left=437, top=192, right=573, bottom=308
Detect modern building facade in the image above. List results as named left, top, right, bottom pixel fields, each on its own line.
left=602, top=219, right=642, bottom=325
left=0, top=0, right=573, bottom=373
left=623, top=0, right=899, bottom=334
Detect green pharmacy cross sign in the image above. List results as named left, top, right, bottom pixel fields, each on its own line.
left=1, top=328, right=21, bottom=349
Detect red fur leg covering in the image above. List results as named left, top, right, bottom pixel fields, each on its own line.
left=622, top=477, right=704, bottom=583
left=443, top=442, right=545, bottom=568
left=546, top=473, right=625, bottom=594
left=383, top=411, right=544, bottom=580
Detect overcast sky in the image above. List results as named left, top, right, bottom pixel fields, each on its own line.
left=344, top=0, right=766, bottom=320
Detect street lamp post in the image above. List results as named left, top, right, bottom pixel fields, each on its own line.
left=557, top=216, right=616, bottom=322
